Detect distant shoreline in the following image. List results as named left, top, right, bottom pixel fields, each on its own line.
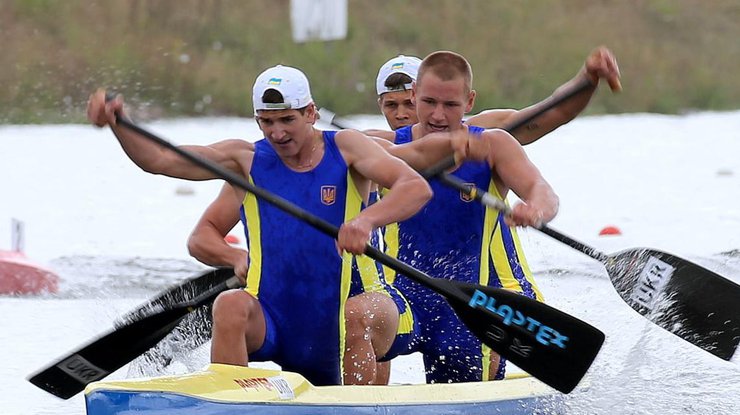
left=3, top=1, right=739, bottom=123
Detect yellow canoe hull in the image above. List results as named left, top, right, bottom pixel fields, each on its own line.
left=85, top=363, right=562, bottom=414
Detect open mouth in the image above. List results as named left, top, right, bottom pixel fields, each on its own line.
left=427, top=123, right=449, bottom=132
left=272, top=138, right=293, bottom=146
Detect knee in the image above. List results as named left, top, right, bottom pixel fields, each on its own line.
left=345, top=298, right=369, bottom=337
left=345, top=293, right=398, bottom=335
left=212, top=289, right=256, bottom=329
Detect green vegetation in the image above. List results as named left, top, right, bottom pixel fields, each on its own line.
left=1, top=0, right=738, bottom=123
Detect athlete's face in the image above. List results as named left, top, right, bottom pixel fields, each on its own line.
left=256, top=105, right=315, bottom=157
left=378, top=90, right=417, bottom=131
left=413, top=72, right=475, bottom=137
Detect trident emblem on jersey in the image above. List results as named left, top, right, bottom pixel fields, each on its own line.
left=459, top=183, right=476, bottom=202
left=321, top=185, right=337, bottom=205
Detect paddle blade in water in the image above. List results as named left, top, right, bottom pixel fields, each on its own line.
left=28, top=308, right=190, bottom=399
left=113, top=267, right=234, bottom=372
left=116, top=267, right=234, bottom=325
left=605, top=248, right=740, bottom=360
left=28, top=275, right=239, bottom=399
left=448, top=281, right=605, bottom=394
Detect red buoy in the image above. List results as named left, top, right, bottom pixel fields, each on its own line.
left=0, top=250, right=59, bottom=295
left=598, top=226, right=622, bottom=236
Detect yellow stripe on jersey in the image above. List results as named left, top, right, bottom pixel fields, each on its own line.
left=482, top=344, right=492, bottom=380
left=347, top=180, right=413, bottom=336
left=344, top=173, right=378, bottom=289
left=377, top=187, right=399, bottom=285
left=487, top=182, right=522, bottom=293
left=478, top=181, right=501, bottom=380
left=380, top=222, right=400, bottom=284
left=244, top=175, right=263, bottom=298
left=338, top=173, right=366, bottom=377
left=477, top=180, right=500, bottom=287
left=486, top=183, right=543, bottom=300
left=395, top=294, right=414, bottom=335
left=510, top=226, right=543, bottom=301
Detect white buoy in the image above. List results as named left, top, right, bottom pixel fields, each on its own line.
left=175, top=185, right=195, bottom=196
left=716, top=168, right=734, bottom=177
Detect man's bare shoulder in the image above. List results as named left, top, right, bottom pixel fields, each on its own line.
left=333, top=129, right=391, bottom=164
left=363, top=128, right=395, bottom=142
left=209, top=138, right=256, bottom=152
left=333, top=129, right=376, bottom=148
left=481, top=127, right=518, bottom=143
left=477, top=128, right=528, bottom=165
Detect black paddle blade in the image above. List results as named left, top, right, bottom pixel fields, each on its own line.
left=116, top=267, right=233, bottom=326
left=27, top=307, right=190, bottom=399
left=606, top=248, right=740, bottom=360
left=28, top=274, right=239, bottom=399
left=113, top=267, right=233, bottom=373
left=447, top=281, right=605, bottom=394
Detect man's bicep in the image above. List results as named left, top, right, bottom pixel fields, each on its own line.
left=495, top=146, right=543, bottom=199
left=176, top=139, right=253, bottom=179
left=345, top=137, right=406, bottom=189
left=201, top=185, right=244, bottom=235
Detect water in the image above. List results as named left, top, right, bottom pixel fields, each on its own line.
left=1, top=111, right=739, bottom=414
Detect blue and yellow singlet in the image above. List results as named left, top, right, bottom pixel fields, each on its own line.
left=239, top=131, right=412, bottom=385
left=386, top=125, right=542, bottom=383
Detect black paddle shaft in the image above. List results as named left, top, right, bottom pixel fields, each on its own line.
left=538, top=225, right=609, bottom=262
left=110, top=115, right=604, bottom=393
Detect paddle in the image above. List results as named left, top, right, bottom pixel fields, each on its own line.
left=114, top=267, right=235, bottom=371
left=94, top=113, right=605, bottom=394
left=116, top=267, right=234, bottom=325
left=28, top=271, right=241, bottom=399
left=436, top=172, right=740, bottom=361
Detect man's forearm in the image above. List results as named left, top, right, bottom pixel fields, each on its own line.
left=361, top=175, right=432, bottom=227
left=387, top=131, right=458, bottom=171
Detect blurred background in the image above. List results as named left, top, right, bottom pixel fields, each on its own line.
left=1, top=0, right=738, bottom=124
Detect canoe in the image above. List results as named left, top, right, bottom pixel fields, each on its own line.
left=85, top=363, right=563, bottom=414
left=0, top=250, right=58, bottom=295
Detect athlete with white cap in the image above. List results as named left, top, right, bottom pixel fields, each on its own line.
left=367, top=47, right=621, bottom=384
left=87, top=65, right=486, bottom=385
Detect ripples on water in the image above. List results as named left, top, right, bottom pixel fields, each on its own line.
left=11, top=252, right=737, bottom=414
left=531, top=249, right=740, bottom=415
left=49, top=255, right=206, bottom=298
left=48, top=256, right=217, bottom=377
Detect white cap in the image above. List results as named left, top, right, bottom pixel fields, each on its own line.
left=375, top=55, right=422, bottom=96
left=252, top=65, right=313, bottom=114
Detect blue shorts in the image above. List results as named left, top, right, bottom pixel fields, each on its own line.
left=377, top=290, right=419, bottom=362
left=417, top=292, right=507, bottom=382
left=394, top=284, right=512, bottom=383
left=250, top=289, right=420, bottom=383
left=249, top=301, right=342, bottom=385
